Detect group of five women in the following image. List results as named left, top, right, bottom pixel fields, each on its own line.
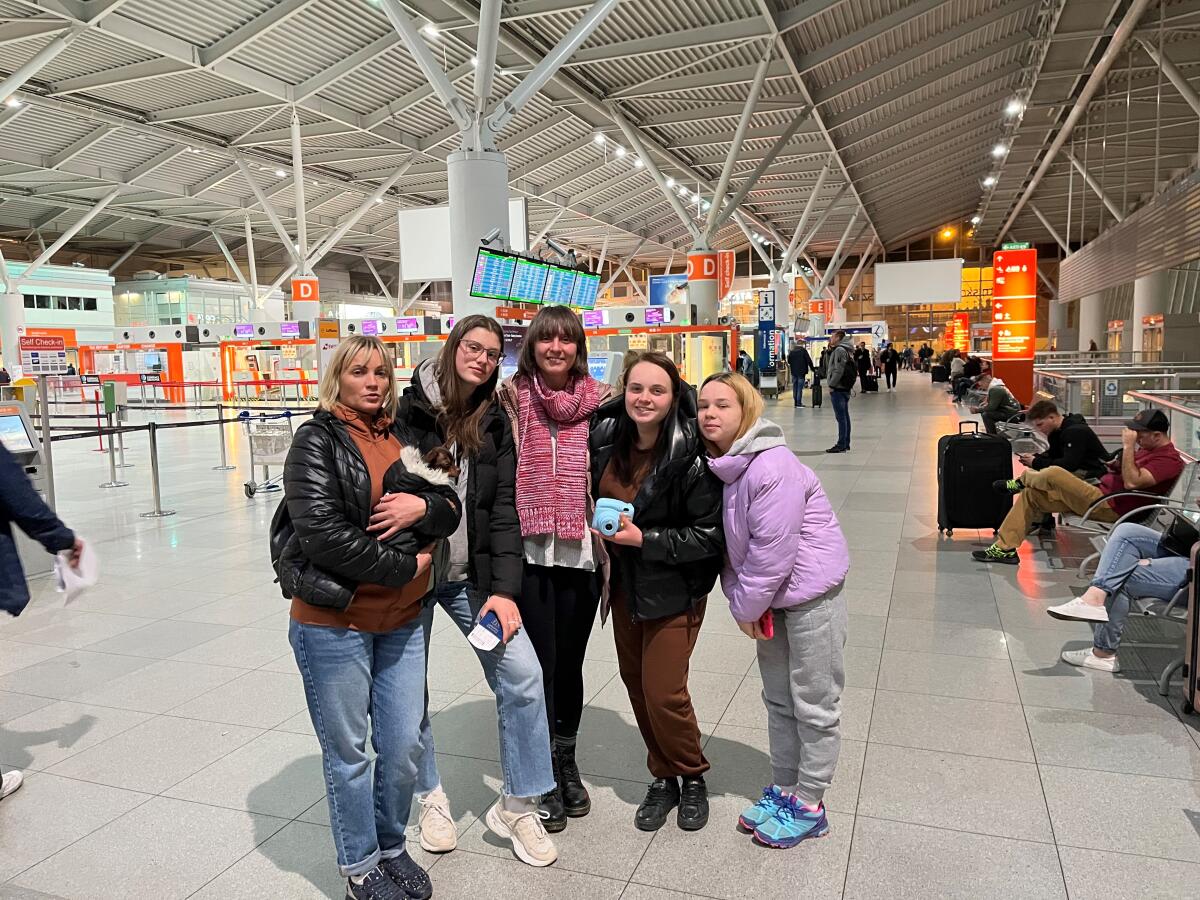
left=276, top=305, right=850, bottom=900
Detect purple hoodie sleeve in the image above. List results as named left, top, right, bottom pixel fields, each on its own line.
left=728, top=459, right=807, bottom=623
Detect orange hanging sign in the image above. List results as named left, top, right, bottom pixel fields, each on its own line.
left=991, top=247, right=1037, bottom=405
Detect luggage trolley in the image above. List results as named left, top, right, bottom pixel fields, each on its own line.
left=239, top=410, right=295, bottom=498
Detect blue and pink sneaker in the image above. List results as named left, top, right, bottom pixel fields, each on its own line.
left=737, top=786, right=784, bottom=832
left=752, top=795, right=830, bottom=848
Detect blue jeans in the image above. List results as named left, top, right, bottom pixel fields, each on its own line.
left=792, top=375, right=806, bottom=406
left=1089, top=523, right=1191, bottom=652
left=290, top=619, right=426, bottom=877
left=416, top=581, right=554, bottom=799
left=830, top=389, right=851, bottom=449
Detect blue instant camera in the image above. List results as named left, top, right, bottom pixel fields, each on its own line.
left=592, top=498, right=635, bottom=536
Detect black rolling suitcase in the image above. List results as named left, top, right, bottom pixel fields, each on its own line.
left=937, top=422, right=1013, bottom=536
left=931, top=365, right=948, bottom=383
left=861, top=374, right=879, bottom=392
left=811, top=379, right=822, bottom=407
left=1183, top=543, right=1199, bottom=715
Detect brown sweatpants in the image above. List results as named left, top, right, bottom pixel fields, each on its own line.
left=996, top=466, right=1117, bottom=550
left=611, top=592, right=710, bottom=779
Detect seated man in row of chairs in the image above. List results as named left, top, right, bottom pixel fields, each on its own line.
left=1019, top=400, right=1113, bottom=535
left=973, top=409, right=1186, bottom=565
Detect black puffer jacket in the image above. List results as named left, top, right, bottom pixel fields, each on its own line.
left=398, top=361, right=523, bottom=600
left=1029, top=412, right=1112, bottom=479
left=589, top=386, right=725, bottom=622
left=271, top=410, right=461, bottom=611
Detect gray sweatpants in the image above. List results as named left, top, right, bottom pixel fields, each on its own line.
left=757, top=585, right=847, bottom=807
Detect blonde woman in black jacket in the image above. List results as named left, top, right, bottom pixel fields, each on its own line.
left=278, top=335, right=459, bottom=900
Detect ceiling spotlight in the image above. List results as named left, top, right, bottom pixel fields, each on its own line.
left=666, top=177, right=675, bottom=188
left=941, top=228, right=954, bottom=239
left=679, top=187, right=689, bottom=198
left=702, top=200, right=711, bottom=211
left=983, top=175, right=997, bottom=187
left=470, top=56, right=478, bottom=67
left=374, top=198, right=384, bottom=204
left=593, top=132, right=605, bottom=145
left=970, top=215, right=981, bottom=225
left=991, top=143, right=1007, bottom=158
left=633, top=158, right=643, bottom=167
left=4, top=97, right=21, bottom=108
left=274, top=168, right=287, bottom=178
left=421, top=23, right=439, bottom=37
left=1005, top=99, right=1024, bottom=116
left=614, top=145, right=626, bottom=158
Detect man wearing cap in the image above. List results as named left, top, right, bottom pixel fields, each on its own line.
left=973, top=409, right=1184, bottom=564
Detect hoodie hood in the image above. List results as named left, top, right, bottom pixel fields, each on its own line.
left=708, top=417, right=787, bottom=484
left=413, top=358, right=443, bottom=407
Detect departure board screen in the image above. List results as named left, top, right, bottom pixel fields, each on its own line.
left=542, top=266, right=577, bottom=305
left=510, top=259, right=550, bottom=303
left=470, top=249, right=517, bottom=301
left=644, top=307, right=665, bottom=325
left=280, top=322, right=300, bottom=337
left=570, top=272, right=601, bottom=309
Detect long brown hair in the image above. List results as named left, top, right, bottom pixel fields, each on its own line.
left=435, top=314, right=504, bottom=459
left=517, top=304, right=589, bottom=380
left=610, top=351, right=682, bottom=484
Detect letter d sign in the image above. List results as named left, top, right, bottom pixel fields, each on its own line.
left=292, top=277, right=319, bottom=303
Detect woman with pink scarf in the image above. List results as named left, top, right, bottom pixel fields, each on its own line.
left=498, top=305, right=611, bottom=834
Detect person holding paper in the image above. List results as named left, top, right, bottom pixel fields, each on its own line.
left=699, top=372, right=850, bottom=850
left=1, top=442, right=83, bottom=802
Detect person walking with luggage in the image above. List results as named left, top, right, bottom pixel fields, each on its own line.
left=825, top=331, right=855, bottom=453
left=1044, top=520, right=1193, bottom=672
left=854, top=343, right=870, bottom=384
left=589, top=352, right=724, bottom=833
left=276, top=335, right=461, bottom=900
left=397, top=316, right=558, bottom=867
left=498, top=304, right=610, bottom=832
left=786, top=341, right=813, bottom=408
left=881, top=343, right=900, bottom=390
left=698, top=372, right=849, bottom=849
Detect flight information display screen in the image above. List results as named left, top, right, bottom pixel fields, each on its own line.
left=570, top=272, right=601, bottom=309
left=280, top=322, right=300, bottom=337
left=359, top=319, right=379, bottom=336
left=644, top=307, right=665, bottom=325
left=510, top=259, right=550, bottom=303
left=470, top=249, right=517, bottom=301
left=233, top=324, right=254, bottom=338
left=542, top=266, right=577, bottom=305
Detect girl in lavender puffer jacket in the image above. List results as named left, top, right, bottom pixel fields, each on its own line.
left=698, top=372, right=850, bottom=850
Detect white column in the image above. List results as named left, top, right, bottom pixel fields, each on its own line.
left=1077, top=291, right=1106, bottom=351
left=1, top=292, right=25, bottom=377
left=1048, top=299, right=1067, bottom=348
left=1131, top=269, right=1168, bottom=354
left=447, top=149, right=510, bottom=318
left=686, top=249, right=719, bottom=324
left=768, top=278, right=790, bottom=330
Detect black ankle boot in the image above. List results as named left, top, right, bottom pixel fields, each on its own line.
left=678, top=775, right=709, bottom=831
left=540, top=746, right=566, bottom=833
left=635, top=777, right=680, bottom=832
left=557, top=742, right=591, bottom=817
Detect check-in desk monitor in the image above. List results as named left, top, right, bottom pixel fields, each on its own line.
left=0, top=402, right=40, bottom=464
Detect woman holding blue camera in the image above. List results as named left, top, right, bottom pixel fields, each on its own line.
left=589, top=352, right=725, bottom=833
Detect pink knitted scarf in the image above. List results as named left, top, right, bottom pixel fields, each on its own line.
left=515, top=372, right=602, bottom=540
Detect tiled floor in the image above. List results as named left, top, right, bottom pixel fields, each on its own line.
left=3, top=373, right=1199, bottom=899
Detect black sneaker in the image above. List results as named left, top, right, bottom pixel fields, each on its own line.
left=992, top=478, right=1024, bottom=495
left=677, top=776, right=709, bottom=831
left=971, top=543, right=1019, bottom=565
left=825, top=445, right=846, bottom=454
left=347, top=868, right=407, bottom=900
left=379, top=851, right=432, bottom=900
left=558, top=745, right=591, bottom=817
left=539, top=786, right=566, bottom=833
left=635, top=777, right=680, bottom=831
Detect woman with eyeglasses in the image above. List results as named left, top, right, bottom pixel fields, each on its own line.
left=385, top=315, right=558, bottom=868
left=498, top=304, right=611, bottom=833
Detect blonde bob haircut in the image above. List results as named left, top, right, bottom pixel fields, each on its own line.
left=317, top=334, right=397, bottom=417
left=700, top=371, right=763, bottom=445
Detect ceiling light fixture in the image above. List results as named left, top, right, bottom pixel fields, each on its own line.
left=470, top=56, right=478, bottom=67
left=275, top=169, right=287, bottom=178
left=991, top=143, right=1007, bottom=158
left=593, top=132, right=605, bottom=145
left=1005, top=99, right=1024, bottom=116
left=666, top=177, right=675, bottom=188
left=614, top=145, right=626, bottom=158
left=5, top=97, right=22, bottom=108
left=970, top=215, right=981, bottom=225
left=983, top=175, right=997, bottom=187
left=421, top=23, right=439, bottom=38
left=633, top=158, right=643, bottom=167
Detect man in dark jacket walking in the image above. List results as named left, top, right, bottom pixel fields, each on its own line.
left=786, top=341, right=813, bottom=407
left=880, top=344, right=900, bottom=390
left=825, top=330, right=855, bottom=453
left=2, top=442, right=83, bottom=803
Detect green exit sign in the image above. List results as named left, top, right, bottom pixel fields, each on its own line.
left=1001, top=241, right=1031, bottom=250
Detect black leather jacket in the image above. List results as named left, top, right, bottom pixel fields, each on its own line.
left=589, top=386, right=724, bottom=621
left=271, top=410, right=461, bottom=611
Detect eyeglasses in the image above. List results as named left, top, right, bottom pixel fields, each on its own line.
left=459, top=338, right=504, bottom=365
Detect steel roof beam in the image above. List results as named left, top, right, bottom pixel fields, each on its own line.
left=296, top=34, right=401, bottom=102
left=474, top=0, right=502, bottom=113
left=794, top=0, right=951, bottom=75
left=122, top=146, right=186, bottom=183
left=638, top=96, right=808, bottom=127
left=564, top=17, right=771, bottom=66
left=1028, top=202, right=1070, bottom=254
left=706, top=45, right=774, bottom=239
left=710, top=108, right=813, bottom=232
left=669, top=120, right=819, bottom=151
left=361, top=62, right=476, bottom=131
left=0, top=23, right=84, bottom=104
left=849, top=113, right=1001, bottom=169
left=234, top=121, right=357, bottom=147
left=18, top=185, right=121, bottom=282
left=0, top=19, right=69, bottom=47
left=610, top=60, right=794, bottom=98
left=1063, top=150, right=1124, bottom=222
left=147, top=94, right=279, bottom=123
left=46, top=57, right=189, bottom=95
left=199, top=0, right=320, bottom=68
left=1137, top=37, right=1200, bottom=117
left=380, top=0, right=474, bottom=134
left=47, top=124, right=116, bottom=169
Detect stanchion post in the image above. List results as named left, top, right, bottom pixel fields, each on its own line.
left=213, top=403, right=235, bottom=471
left=140, top=421, right=176, bottom=518
left=92, top=389, right=106, bottom=452
left=37, top=376, right=56, bottom=510
left=115, top=404, right=132, bottom=468
left=99, top=413, right=128, bottom=489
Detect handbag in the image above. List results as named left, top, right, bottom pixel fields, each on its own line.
left=1163, top=511, right=1200, bottom=558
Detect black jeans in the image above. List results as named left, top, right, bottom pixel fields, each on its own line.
left=884, top=367, right=897, bottom=389
left=520, top=564, right=600, bottom=741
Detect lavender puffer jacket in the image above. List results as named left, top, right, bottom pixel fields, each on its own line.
left=708, top=418, right=849, bottom=623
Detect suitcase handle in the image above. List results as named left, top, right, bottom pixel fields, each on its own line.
left=958, top=421, right=980, bottom=435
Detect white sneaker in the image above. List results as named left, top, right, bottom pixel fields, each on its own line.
left=485, top=802, right=558, bottom=867
left=1047, top=597, right=1109, bottom=623
left=417, top=786, right=457, bottom=852
left=0, top=770, right=23, bottom=800
left=1061, top=648, right=1120, bottom=673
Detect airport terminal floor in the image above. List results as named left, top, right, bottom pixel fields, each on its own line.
left=2, top=372, right=1198, bottom=900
